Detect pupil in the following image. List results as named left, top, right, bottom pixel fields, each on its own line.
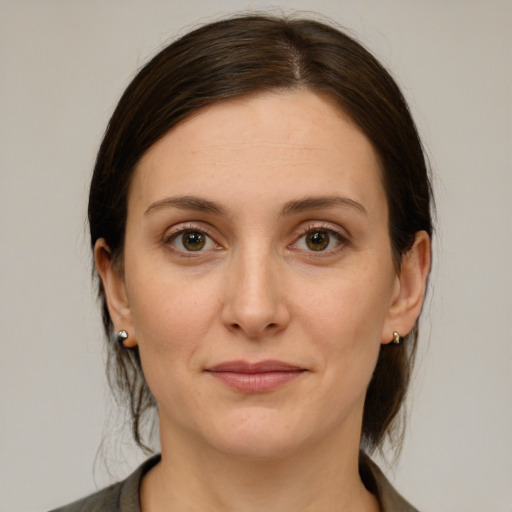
left=183, top=231, right=205, bottom=251
left=306, top=231, right=329, bottom=251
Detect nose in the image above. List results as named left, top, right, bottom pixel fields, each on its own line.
left=221, top=248, right=290, bottom=339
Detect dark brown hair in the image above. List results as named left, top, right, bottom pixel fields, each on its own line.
left=89, top=14, right=433, bottom=453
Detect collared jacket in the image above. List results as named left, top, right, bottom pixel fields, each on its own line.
left=50, top=453, right=419, bottom=512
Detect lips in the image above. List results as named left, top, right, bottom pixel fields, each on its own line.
left=206, top=360, right=306, bottom=393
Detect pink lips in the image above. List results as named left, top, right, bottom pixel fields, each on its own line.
left=206, top=360, right=306, bottom=393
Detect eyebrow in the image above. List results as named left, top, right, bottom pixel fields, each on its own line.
left=281, top=196, right=367, bottom=216
left=145, top=195, right=226, bottom=216
left=144, top=194, right=367, bottom=217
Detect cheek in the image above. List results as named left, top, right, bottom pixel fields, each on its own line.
left=125, top=260, right=220, bottom=357
left=291, top=259, right=395, bottom=380
left=295, top=267, right=394, bottom=345
left=124, top=265, right=223, bottom=414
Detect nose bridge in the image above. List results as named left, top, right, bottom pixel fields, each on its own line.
left=222, top=239, right=288, bottom=337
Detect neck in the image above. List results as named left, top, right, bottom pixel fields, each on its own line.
left=141, top=420, right=379, bottom=512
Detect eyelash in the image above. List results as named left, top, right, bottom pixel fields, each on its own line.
left=163, top=223, right=220, bottom=256
left=163, top=222, right=349, bottom=256
left=290, top=222, right=349, bottom=255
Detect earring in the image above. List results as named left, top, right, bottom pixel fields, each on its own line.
left=116, top=330, right=129, bottom=346
left=392, top=331, right=401, bottom=345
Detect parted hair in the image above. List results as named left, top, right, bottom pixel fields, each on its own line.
left=89, top=14, right=433, bottom=454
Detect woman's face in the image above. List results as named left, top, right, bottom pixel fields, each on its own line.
left=101, top=90, right=415, bottom=459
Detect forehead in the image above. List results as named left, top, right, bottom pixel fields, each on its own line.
left=130, top=90, right=386, bottom=219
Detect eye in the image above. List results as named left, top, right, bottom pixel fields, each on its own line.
left=168, top=229, right=216, bottom=252
left=293, top=228, right=345, bottom=253
left=304, top=231, right=330, bottom=251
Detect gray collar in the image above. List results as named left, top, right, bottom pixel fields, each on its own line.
left=117, top=453, right=419, bottom=512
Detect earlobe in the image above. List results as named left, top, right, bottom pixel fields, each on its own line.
left=94, top=239, right=137, bottom=348
left=382, top=231, right=431, bottom=344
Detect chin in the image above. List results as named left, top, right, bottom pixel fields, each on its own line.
left=199, top=409, right=317, bottom=461
left=212, top=433, right=305, bottom=461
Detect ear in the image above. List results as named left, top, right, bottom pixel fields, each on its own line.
left=94, top=238, right=137, bottom=348
left=382, top=231, right=431, bottom=344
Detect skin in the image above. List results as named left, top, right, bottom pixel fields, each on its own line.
left=96, top=90, right=431, bottom=512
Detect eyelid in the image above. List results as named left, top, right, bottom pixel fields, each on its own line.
left=289, top=221, right=350, bottom=253
left=164, top=222, right=210, bottom=240
left=296, top=221, right=349, bottom=240
left=163, top=222, right=223, bottom=253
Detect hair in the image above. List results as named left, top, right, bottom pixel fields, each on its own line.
left=89, top=14, right=433, bottom=454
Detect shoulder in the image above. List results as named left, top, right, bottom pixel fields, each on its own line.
left=49, top=481, right=123, bottom=512
left=360, top=452, right=420, bottom=512
left=48, top=455, right=161, bottom=512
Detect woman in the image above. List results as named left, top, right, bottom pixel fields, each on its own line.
left=54, top=14, right=432, bottom=512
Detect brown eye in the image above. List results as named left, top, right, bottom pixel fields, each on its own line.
left=169, top=229, right=216, bottom=252
left=305, top=231, right=330, bottom=251
left=181, top=231, right=206, bottom=251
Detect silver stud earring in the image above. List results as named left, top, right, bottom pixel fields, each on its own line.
left=116, top=330, right=129, bottom=346
left=392, top=331, right=401, bottom=345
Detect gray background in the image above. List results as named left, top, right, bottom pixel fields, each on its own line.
left=1, top=1, right=511, bottom=511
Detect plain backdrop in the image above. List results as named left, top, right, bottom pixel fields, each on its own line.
left=1, top=1, right=511, bottom=511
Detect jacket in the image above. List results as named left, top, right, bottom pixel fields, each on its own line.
left=50, top=453, right=419, bottom=512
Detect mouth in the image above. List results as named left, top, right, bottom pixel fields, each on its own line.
left=205, top=360, right=307, bottom=393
